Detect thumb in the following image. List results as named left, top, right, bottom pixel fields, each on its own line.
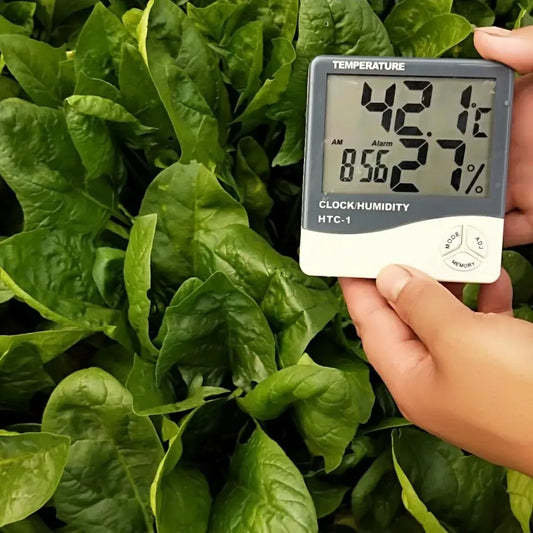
left=376, top=265, right=475, bottom=354
left=474, top=26, right=533, bottom=74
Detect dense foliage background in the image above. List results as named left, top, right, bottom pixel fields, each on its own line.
left=2, top=0, right=533, bottom=531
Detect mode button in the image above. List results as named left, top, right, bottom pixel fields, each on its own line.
left=440, top=226, right=463, bottom=257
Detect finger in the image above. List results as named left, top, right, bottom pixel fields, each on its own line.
left=504, top=210, right=533, bottom=247
left=474, top=26, right=533, bottom=74
left=376, top=265, right=475, bottom=357
left=339, top=278, right=431, bottom=389
left=477, top=268, right=514, bottom=316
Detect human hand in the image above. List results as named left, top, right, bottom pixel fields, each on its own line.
left=340, top=267, right=533, bottom=476
left=475, top=26, right=533, bottom=246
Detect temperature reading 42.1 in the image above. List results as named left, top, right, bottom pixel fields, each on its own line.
left=323, top=74, right=496, bottom=197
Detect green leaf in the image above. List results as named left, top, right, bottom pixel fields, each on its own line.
left=41, top=368, right=163, bottom=533
left=0, top=229, right=122, bottom=337
left=234, top=137, right=273, bottom=231
left=507, top=469, right=533, bottom=533
left=384, top=0, right=452, bottom=44
left=75, top=2, right=134, bottom=86
left=0, top=327, right=90, bottom=364
left=1, top=2, right=36, bottom=33
left=0, top=15, right=30, bottom=36
left=124, top=214, right=159, bottom=359
left=503, top=251, right=533, bottom=304
left=118, top=43, right=174, bottom=144
left=220, top=21, right=263, bottom=109
left=235, top=37, right=296, bottom=129
left=392, top=440, right=447, bottom=533
left=139, top=162, right=248, bottom=287
left=143, top=0, right=230, bottom=171
left=196, top=225, right=338, bottom=365
left=272, top=0, right=393, bottom=166
left=453, top=0, right=495, bottom=27
left=209, top=427, right=318, bottom=533
left=53, top=0, right=99, bottom=25
left=397, top=14, right=473, bottom=57
left=126, top=355, right=174, bottom=414
left=0, top=99, right=110, bottom=233
left=306, top=477, right=349, bottom=519
left=156, top=272, right=277, bottom=389
left=92, top=247, right=126, bottom=308
left=0, top=432, right=70, bottom=527
left=392, top=427, right=505, bottom=532
left=238, top=355, right=373, bottom=471
left=0, top=35, right=63, bottom=107
left=150, top=411, right=211, bottom=533
left=0, top=75, right=20, bottom=101
left=0, top=344, right=55, bottom=411
left=351, top=451, right=394, bottom=524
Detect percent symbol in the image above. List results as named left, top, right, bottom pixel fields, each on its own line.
left=465, top=163, right=486, bottom=195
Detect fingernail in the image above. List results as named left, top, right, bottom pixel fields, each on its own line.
left=377, top=265, right=412, bottom=302
left=474, top=26, right=512, bottom=37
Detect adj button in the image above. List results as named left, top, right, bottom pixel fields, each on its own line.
left=466, top=226, right=488, bottom=258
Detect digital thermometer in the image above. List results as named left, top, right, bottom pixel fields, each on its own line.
left=300, top=56, right=514, bottom=283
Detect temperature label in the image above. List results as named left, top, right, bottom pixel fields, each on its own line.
left=323, top=75, right=495, bottom=197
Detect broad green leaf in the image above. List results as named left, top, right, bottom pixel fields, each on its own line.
left=0, top=15, right=30, bottom=35
left=210, top=427, right=318, bottom=533
left=75, top=3, right=134, bottom=85
left=507, top=470, right=533, bottom=533
left=196, top=225, right=338, bottom=365
left=53, top=0, right=99, bottom=25
left=126, top=355, right=174, bottom=413
left=239, top=0, right=298, bottom=41
left=118, top=43, right=174, bottom=144
left=139, top=162, right=248, bottom=286
left=187, top=1, right=247, bottom=43
left=503, top=251, right=533, bottom=304
left=0, top=36, right=67, bottom=107
left=384, top=0, right=452, bottom=44
left=392, top=440, right=447, bottom=532
left=515, top=305, right=533, bottom=322
left=272, top=0, right=393, bottom=166
left=74, top=71, right=123, bottom=100
left=0, top=327, right=90, bottom=364
left=220, top=21, right=263, bottom=108
left=42, top=368, right=163, bottom=533
left=306, top=477, right=349, bottom=519
left=156, top=272, right=277, bottom=389
left=92, top=247, right=126, bottom=308
left=91, top=343, right=133, bottom=386
left=235, top=37, right=296, bottom=129
left=397, top=14, right=473, bottom=58
left=1, top=2, right=36, bottom=33
left=0, top=514, right=53, bottom=533
left=238, top=355, right=373, bottom=471
left=234, top=137, right=273, bottom=231
left=0, top=100, right=110, bottom=233
left=0, top=278, right=13, bottom=304
left=122, top=8, right=143, bottom=38
left=453, top=0, right=495, bottom=27
left=0, top=432, right=70, bottom=527
left=150, top=411, right=211, bottom=533
left=0, top=345, right=55, bottom=411
left=392, top=428, right=504, bottom=532
left=0, top=229, right=122, bottom=338
left=0, top=75, right=20, bottom=101
left=124, top=214, right=159, bottom=359
left=143, top=0, right=230, bottom=171
left=351, top=452, right=394, bottom=524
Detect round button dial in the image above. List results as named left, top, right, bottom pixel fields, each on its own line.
left=440, top=226, right=488, bottom=272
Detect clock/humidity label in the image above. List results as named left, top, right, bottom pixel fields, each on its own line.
left=300, top=56, right=514, bottom=283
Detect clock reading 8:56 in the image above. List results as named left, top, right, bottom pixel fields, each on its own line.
left=322, top=74, right=496, bottom=197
